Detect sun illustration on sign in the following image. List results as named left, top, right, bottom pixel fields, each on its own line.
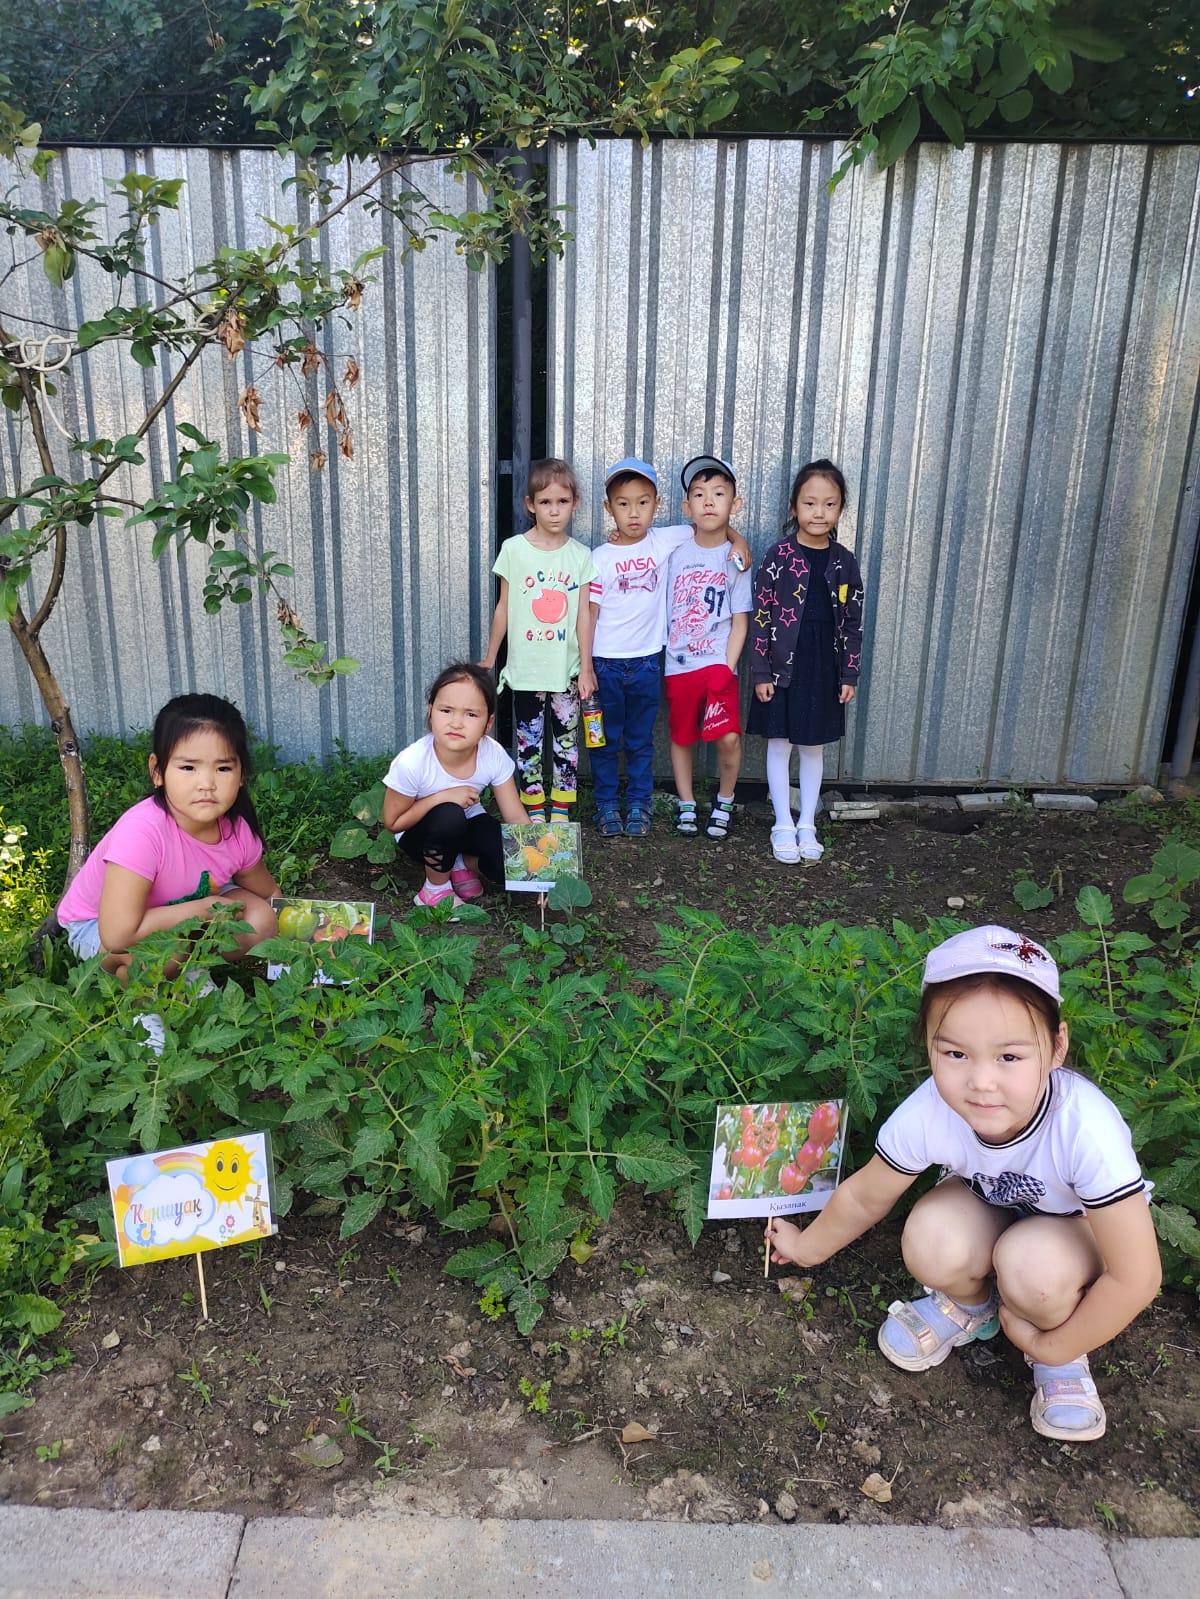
left=202, top=1139, right=253, bottom=1203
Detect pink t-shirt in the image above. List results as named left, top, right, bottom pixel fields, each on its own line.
left=57, top=795, right=263, bottom=925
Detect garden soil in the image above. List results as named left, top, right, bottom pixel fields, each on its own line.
left=2, top=800, right=1197, bottom=1536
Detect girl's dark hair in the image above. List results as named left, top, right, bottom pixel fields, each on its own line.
left=426, top=662, right=497, bottom=722
left=150, top=693, right=262, bottom=840
left=917, top=972, right=1062, bottom=1055
left=525, top=457, right=581, bottom=513
left=784, top=458, right=849, bottom=535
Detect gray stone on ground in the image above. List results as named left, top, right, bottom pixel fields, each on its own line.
left=1033, top=793, right=1099, bottom=811
left=956, top=791, right=1015, bottom=810
left=1126, top=784, right=1164, bottom=805
left=0, top=1505, right=243, bottom=1599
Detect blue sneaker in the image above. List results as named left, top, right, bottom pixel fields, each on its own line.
left=624, top=805, right=652, bottom=837
left=595, top=808, right=622, bottom=838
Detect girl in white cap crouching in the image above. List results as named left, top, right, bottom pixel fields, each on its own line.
left=765, top=925, right=1160, bottom=1441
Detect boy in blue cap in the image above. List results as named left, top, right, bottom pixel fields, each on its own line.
left=579, top=459, right=748, bottom=837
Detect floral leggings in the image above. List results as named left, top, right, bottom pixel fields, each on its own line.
left=512, top=687, right=579, bottom=809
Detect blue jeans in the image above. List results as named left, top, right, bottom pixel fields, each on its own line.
left=591, top=653, right=661, bottom=812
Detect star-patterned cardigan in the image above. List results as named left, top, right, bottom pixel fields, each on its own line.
left=749, top=535, right=864, bottom=689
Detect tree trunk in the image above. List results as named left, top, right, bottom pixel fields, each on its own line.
left=8, top=608, right=90, bottom=892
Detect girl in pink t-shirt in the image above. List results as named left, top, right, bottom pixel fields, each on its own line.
left=58, top=695, right=279, bottom=994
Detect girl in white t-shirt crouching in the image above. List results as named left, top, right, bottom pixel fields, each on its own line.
left=382, top=664, right=528, bottom=911
left=765, top=925, right=1161, bottom=1443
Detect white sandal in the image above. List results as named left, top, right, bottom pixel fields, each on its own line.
left=771, top=825, right=800, bottom=863
left=1028, top=1356, right=1107, bottom=1442
left=796, top=826, right=824, bottom=861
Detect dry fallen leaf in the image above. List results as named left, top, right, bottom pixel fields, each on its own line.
left=297, top=408, right=312, bottom=431
left=218, top=308, right=245, bottom=359
left=300, top=341, right=323, bottom=377
left=441, top=1352, right=476, bottom=1381
left=343, top=357, right=360, bottom=387
left=860, top=1472, right=893, bottom=1504
left=309, top=448, right=327, bottom=473
left=324, top=389, right=346, bottom=428
left=276, top=599, right=302, bottom=630
left=620, top=1421, right=657, bottom=1444
left=344, top=278, right=364, bottom=310
left=338, top=426, right=354, bottom=460
left=238, top=384, right=261, bottom=431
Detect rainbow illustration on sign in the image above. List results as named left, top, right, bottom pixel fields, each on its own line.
left=106, top=1133, right=276, bottom=1268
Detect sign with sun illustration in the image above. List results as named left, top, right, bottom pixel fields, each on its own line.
left=106, top=1133, right=276, bottom=1268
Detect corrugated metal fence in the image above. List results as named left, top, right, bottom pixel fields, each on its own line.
left=550, top=139, right=1200, bottom=785
left=1, top=147, right=494, bottom=759
left=3, top=140, right=1199, bottom=783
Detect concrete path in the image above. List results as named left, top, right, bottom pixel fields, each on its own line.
left=0, top=1505, right=1196, bottom=1598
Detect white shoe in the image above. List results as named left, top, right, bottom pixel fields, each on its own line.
left=134, top=1012, right=166, bottom=1054
left=796, top=826, right=824, bottom=861
left=771, top=825, right=801, bottom=863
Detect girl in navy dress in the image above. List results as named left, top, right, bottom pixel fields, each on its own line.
left=748, top=460, right=865, bottom=863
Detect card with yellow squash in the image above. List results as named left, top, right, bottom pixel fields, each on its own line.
left=501, top=821, right=583, bottom=892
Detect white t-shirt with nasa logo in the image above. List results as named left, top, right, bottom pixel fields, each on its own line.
left=875, top=1070, right=1148, bottom=1217
left=589, top=524, right=694, bottom=658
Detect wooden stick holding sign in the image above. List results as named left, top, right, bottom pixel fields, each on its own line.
left=197, top=1253, right=209, bottom=1320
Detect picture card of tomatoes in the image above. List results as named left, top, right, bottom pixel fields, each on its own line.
left=107, top=1132, right=276, bottom=1268
left=707, top=1100, right=847, bottom=1219
left=501, top=821, right=583, bottom=893
left=266, top=897, right=374, bottom=982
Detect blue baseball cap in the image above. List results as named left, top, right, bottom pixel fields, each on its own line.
left=681, top=454, right=736, bottom=493
left=604, top=457, right=658, bottom=491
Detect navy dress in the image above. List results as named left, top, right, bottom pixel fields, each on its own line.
left=747, top=543, right=845, bottom=746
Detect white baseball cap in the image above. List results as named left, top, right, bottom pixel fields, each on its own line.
left=922, top=925, right=1060, bottom=1003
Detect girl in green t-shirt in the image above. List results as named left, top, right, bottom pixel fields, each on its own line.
left=481, top=458, right=597, bottom=823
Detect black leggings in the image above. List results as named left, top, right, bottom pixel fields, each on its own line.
left=398, top=803, right=505, bottom=881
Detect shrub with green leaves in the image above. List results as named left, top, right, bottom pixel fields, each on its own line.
left=1, top=892, right=1196, bottom=1369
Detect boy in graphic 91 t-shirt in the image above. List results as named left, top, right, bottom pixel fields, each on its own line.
left=663, top=455, right=752, bottom=841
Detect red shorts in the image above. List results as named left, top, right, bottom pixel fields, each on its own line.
left=665, top=663, right=742, bottom=746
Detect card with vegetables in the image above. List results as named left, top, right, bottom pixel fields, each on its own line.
left=267, top=897, right=374, bottom=981
left=707, top=1100, right=847, bottom=1219
left=501, top=821, right=583, bottom=893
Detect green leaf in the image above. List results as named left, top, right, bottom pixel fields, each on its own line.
left=509, top=1281, right=546, bottom=1334
left=7, top=1293, right=63, bottom=1335
left=998, top=89, right=1034, bottom=123
left=614, top=1134, right=694, bottom=1193
left=1152, top=1202, right=1200, bottom=1258
left=547, top=874, right=592, bottom=911
left=1074, top=885, right=1113, bottom=928
left=0, top=1393, right=34, bottom=1416
left=366, top=833, right=397, bottom=865
left=441, top=1198, right=490, bottom=1231
left=330, top=823, right=371, bottom=860
left=339, top=1188, right=385, bottom=1239
left=1037, top=51, right=1074, bottom=94
left=443, top=1240, right=505, bottom=1278
left=874, top=97, right=921, bottom=170
left=1123, top=873, right=1164, bottom=905
left=1053, top=26, right=1124, bottom=64
left=1013, top=879, right=1053, bottom=911
left=922, top=86, right=964, bottom=146
left=350, top=1124, right=393, bottom=1166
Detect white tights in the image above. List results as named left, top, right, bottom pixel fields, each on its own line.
left=767, top=739, right=824, bottom=832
